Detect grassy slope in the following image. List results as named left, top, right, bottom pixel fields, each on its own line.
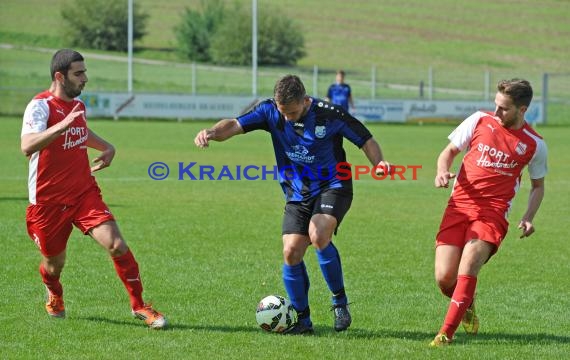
left=1, top=0, right=569, bottom=74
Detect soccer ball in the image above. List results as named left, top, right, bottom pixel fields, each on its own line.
left=255, top=295, right=297, bottom=333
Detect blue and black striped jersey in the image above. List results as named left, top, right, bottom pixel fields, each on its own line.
left=326, top=83, right=352, bottom=111
left=237, top=97, right=372, bottom=201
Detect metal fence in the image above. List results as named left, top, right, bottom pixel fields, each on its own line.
left=1, top=58, right=568, bottom=124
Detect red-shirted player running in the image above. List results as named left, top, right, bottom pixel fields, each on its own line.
left=21, top=49, right=167, bottom=329
left=430, top=79, right=547, bottom=346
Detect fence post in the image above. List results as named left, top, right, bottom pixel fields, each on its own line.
left=542, top=72, right=548, bottom=124
left=428, top=66, right=433, bottom=100
left=192, top=62, right=197, bottom=95
left=313, top=65, right=318, bottom=97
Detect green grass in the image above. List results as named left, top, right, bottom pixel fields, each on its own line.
left=1, top=118, right=569, bottom=359
left=2, top=0, right=568, bottom=72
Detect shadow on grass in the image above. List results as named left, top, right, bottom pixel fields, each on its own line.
left=78, top=316, right=258, bottom=333
left=76, top=318, right=570, bottom=344
left=0, top=196, right=28, bottom=201
left=462, top=332, right=570, bottom=345
left=78, top=316, right=144, bottom=328
left=346, top=328, right=570, bottom=344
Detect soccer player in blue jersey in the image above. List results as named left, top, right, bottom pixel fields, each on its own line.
left=326, top=70, right=355, bottom=112
left=195, top=75, right=390, bottom=334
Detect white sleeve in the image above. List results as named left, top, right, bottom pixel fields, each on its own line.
left=21, top=99, right=49, bottom=136
left=448, top=111, right=484, bottom=151
left=528, top=139, right=548, bottom=179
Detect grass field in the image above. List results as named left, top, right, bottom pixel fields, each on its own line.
left=1, top=118, right=569, bottom=359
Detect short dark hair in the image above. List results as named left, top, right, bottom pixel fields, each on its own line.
left=497, top=79, right=533, bottom=108
left=337, top=70, right=345, bottom=77
left=50, top=49, right=84, bottom=80
left=274, top=75, right=306, bottom=105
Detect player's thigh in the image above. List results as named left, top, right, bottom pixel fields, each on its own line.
left=89, top=221, right=128, bottom=254
left=434, top=245, right=461, bottom=283
left=26, top=204, right=74, bottom=257
left=464, top=214, right=507, bottom=256
left=458, top=239, right=496, bottom=276
left=282, top=200, right=313, bottom=236
left=72, top=189, right=125, bottom=253
left=312, top=188, right=353, bottom=226
left=73, top=187, right=115, bottom=236
left=308, top=214, right=337, bottom=249
left=435, top=207, right=470, bottom=248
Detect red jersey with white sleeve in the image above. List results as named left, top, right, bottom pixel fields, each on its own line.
left=21, top=90, right=97, bottom=205
left=447, top=111, right=547, bottom=215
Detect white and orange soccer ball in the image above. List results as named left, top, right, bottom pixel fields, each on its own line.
left=255, top=295, right=297, bottom=333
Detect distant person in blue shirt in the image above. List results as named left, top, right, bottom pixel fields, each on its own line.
left=326, top=70, right=355, bottom=113
left=194, top=75, right=391, bottom=335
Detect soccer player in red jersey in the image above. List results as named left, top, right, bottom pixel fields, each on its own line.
left=21, top=49, right=167, bottom=329
left=430, top=79, right=547, bottom=346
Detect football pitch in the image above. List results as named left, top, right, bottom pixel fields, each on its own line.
left=1, top=118, right=569, bottom=359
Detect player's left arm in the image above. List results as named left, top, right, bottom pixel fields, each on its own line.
left=86, top=129, right=116, bottom=172
left=518, top=177, right=545, bottom=238
left=361, top=137, right=391, bottom=175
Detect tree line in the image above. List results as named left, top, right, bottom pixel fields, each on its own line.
left=62, top=0, right=305, bottom=66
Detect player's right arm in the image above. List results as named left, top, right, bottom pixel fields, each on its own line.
left=21, top=103, right=84, bottom=156
left=194, top=118, right=244, bottom=148
left=435, top=111, right=481, bottom=188
left=434, top=142, right=460, bottom=188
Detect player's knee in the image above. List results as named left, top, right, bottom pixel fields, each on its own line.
left=282, top=246, right=303, bottom=265
left=308, top=229, right=332, bottom=250
left=310, top=237, right=330, bottom=250
left=43, top=256, right=65, bottom=275
left=435, top=271, right=456, bottom=289
left=108, top=239, right=128, bottom=257
left=44, top=262, right=64, bottom=276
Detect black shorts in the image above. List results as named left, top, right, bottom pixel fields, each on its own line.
left=282, top=188, right=353, bottom=236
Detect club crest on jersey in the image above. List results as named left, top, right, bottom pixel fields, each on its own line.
left=515, top=142, right=527, bottom=155
left=315, top=126, right=326, bottom=138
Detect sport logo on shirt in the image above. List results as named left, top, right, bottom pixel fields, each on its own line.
left=285, top=145, right=315, bottom=164
left=62, top=126, right=88, bottom=150
left=476, top=142, right=518, bottom=171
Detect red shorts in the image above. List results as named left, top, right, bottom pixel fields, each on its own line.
left=436, top=206, right=508, bottom=254
left=26, top=187, right=115, bottom=257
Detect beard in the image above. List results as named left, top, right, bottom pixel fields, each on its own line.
left=62, top=79, right=83, bottom=99
left=500, top=113, right=519, bottom=128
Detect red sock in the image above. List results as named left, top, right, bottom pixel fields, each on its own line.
left=39, top=264, right=63, bottom=297
left=112, top=249, right=145, bottom=310
left=439, top=275, right=477, bottom=338
left=439, top=282, right=456, bottom=298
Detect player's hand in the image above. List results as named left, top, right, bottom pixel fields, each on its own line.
left=374, top=160, right=392, bottom=176
left=58, top=103, right=84, bottom=133
left=91, top=145, right=115, bottom=172
left=518, top=220, right=535, bottom=238
left=194, top=129, right=212, bottom=148
left=435, top=171, right=456, bottom=188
